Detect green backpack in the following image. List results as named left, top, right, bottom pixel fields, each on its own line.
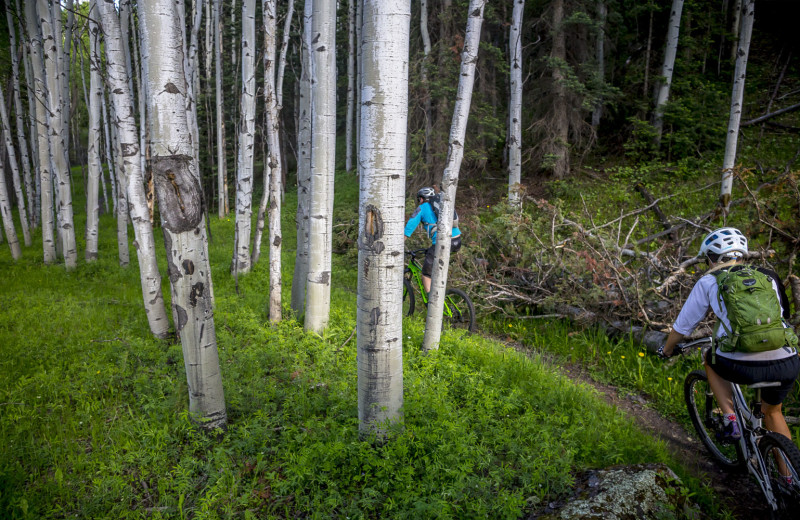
left=712, top=266, right=799, bottom=353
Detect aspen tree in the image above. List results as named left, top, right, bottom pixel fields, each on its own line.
left=423, top=0, right=485, bottom=351
left=357, top=0, right=410, bottom=437
left=214, top=0, right=228, bottom=218
left=420, top=0, right=432, bottom=167
left=0, top=86, right=31, bottom=247
left=720, top=0, right=755, bottom=212
left=652, top=0, right=685, bottom=146
left=85, top=0, right=103, bottom=262
left=345, top=0, right=355, bottom=173
left=0, top=138, right=21, bottom=260
left=140, top=0, right=227, bottom=430
left=507, top=0, right=524, bottom=209
left=305, top=0, right=337, bottom=333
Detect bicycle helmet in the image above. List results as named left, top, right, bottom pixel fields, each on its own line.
left=699, top=227, right=748, bottom=260
left=416, top=187, right=435, bottom=202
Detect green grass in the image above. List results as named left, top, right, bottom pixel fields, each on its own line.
left=1, top=169, right=719, bottom=519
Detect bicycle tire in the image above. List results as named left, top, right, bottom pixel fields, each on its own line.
left=444, top=288, right=475, bottom=333
left=403, top=278, right=415, bottom=316
left=684, top=370, right=745, bottom=470
left=758, top=432, right=800, bottom=517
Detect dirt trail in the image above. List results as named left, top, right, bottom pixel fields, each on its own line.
left=504, top=339, right=771, bottom=519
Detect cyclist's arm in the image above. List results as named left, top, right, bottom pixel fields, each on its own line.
left=404, top=206, right=423, bottom=238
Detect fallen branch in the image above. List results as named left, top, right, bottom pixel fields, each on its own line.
left=741, top=101, right=800, bottom=127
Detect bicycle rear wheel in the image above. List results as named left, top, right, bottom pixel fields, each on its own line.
left=759, top=432, right=800, bottom=517
left=443, top=288, right=475, bottom=332
left=403, top=278, right=415, bottom=316
left=684, top=370, right=744, bottom=470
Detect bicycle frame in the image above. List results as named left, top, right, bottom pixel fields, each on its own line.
left=404, top=249, right=463, bottom=320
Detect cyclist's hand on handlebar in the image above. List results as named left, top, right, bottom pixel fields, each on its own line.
left=657, top=344, right=683, bottom=359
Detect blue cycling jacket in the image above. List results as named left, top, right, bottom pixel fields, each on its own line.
left=404, top=202, right=461, bottom=245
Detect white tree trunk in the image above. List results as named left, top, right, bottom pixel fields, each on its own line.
left=85, top=0, right=103, bottom=262
left=591, top=0, right=606, bottom=128
left=0, top=85, right=31, bottom=246
left=24, top=0, right=56, bottom=264
left=140, top=0, right=227, bottom=430
left=276, top=0, right=295, bottom=109
left=233, top=0, right=257, bottom=275
left=305, top=0, right=337, bottom=334
left=422, top=0, right=485, bottom=351
left=507, top=0, right=524, bottom=208
left=357, top=0, right=410, bottom=437
left=263, top=0, right=284, bottom=322
left=99, top=0, right=171, bottom=339
left=291, top=0, right=313, bottom=318
left=39, top=0, right=77, bottom=269
left=0, top=142, right=21, bottom=260
left=730, top=0, right=742, bottom=62
left=720, top=0, right=754, bottom=211
left=345, top=0, right=356, bottom=173
left=652, top=0, right=684, bottom=145
left=5, top=3, right=34, bottom=226
left=214, top=0, right=228, bottom=218
left=101, top=87, right=118, bottom=215
left=61, top=0, right=74, bottom=150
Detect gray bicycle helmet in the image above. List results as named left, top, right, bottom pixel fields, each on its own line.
left=699, top=227, right=748, bottom=260
left=416, top=187, right=435, bottom=202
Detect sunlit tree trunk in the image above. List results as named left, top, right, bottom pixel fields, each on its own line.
left=305, top=0, right=336, bottom=333
left=0, top=140, right=21, bottom=260
left=345, top=0, right=356, bottom=173
left=5, top=3, right=34, bottom=226
left=423, top=0, right=484, bottom=351
left=39, top=0, right=77, bottom=268
left=214, top=0, right=228, bottom=218
left=25, top=0, right=56, bottom=264
left=99, top=0, right=171, bottom=339
left=85, top=0, right=103, bottom=262
left=262, top=0, right=284, bottom=321
left=140, top=0, right=227, bottom=430
left=233, top=0, right=257, bottom=275
left=0, top=85, right=31, bottom=247
left=507, top=0, right=524, bottom=208
left=652, top=0, right=684, bottom=146
left=357, top=0, right=410, bottom=437
left=720, top=0, right=754, bottom=212
left=291, top=0, right=313, bottom=318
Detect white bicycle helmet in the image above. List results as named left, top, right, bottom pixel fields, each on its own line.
left=699, top=227, right=748, bottom=259
left=416, top=187, right=435, bottom=202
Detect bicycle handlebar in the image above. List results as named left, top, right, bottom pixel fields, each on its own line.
left=674, top=336, right=713, bottom=355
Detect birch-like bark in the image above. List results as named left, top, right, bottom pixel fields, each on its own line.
left=423, top=0, right=485, bottom=351
left=507, top=0, right=524, bottom=208
left=101, top=87, right=118, bottom=215
left=420, top=0, right=432, bottom=167
left=591, top=0, right=606, bottom=128
left=276, top=0, right=294, bottom=109
left=61, top=0, right=74, bottom=151
left=232, top=0, right=257, bottom=275
left=263, top=0, right=283, bottom=321
left=720, top=0, right=754, bottom=211
left=355, top=0, right=363, bottom=168
left=730, top=0, right=742, bottom=62
left=345, top=0, right=356, bottom=173
left=188, top=0, right=203, bottom=170
left=99, top=0, right=170, bottom=339
left=5, top=3, right=34, bottom=225
left=140, top=0, right=227, bottom=430
left=39, top=0, right=77, bottom=268
left=0, top=85, right=31, bottom=246
left=291, top=0, right=313, bottom=317
left=357, top=0, right=409, bottom=437
left=25, top=0, right=56, bottom=263
left=305, top=0, right=336, bottom=333
left=85, top=0, right=103, bottom=261
left=652, top=0, right=684, bottom=145
left=0, top=139, right=21, bottom=260
left=214, top=0, right=227, bottom=218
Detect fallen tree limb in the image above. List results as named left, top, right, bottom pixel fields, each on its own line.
left=742, top=101, right=800, bottom=126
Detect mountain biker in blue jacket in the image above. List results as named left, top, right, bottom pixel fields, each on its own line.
left=659, top=228, right=800, bottom=442
left=404, top=187, right=461, bottom=294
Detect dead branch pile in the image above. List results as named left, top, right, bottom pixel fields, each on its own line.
left=454, top=172, right=800, bottom=350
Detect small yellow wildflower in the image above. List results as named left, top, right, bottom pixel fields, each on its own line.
left=508, top=324, right=513, bottom=328
left=607, top=351, right=611, bottom=354
left=668, top=377, right=673, bottom=381
left=638, top=352, right=645, bottom=357
left=621, top=355, right=625, bottom=359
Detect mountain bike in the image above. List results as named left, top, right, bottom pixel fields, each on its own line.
left=403, top=248, right=475, bottom=333
left=679, top=337, right=800, bottom=517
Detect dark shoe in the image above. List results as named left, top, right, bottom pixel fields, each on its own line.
left=716, top=420, right=741, bottom=443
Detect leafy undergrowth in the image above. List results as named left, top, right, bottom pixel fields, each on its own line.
left=0, top=171, right=719, bottom=519
left=486, top=317, right=800, bottom=447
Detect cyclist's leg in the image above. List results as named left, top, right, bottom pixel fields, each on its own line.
left=763, top=403, right=792, bottom=440
left=762, top=355, right=800, bottom=440
left=704, top=351, right=736, bottom=416
left=421, top=246, right=435, bottom=294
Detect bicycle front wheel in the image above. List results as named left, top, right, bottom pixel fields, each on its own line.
left=684, top=370, right=744, bottom=470
left=443, top=288, right=475, bottom=332
left=759, top=432, right=800, bottom=516
left=403, top=278, right=415, bottom=316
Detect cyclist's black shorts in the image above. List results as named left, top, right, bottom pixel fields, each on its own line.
left=705, top=349, right=800, bottom=405
left=422, top=236, right=462, bottom=277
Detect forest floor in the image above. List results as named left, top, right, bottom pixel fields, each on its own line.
left=500, top=336, right=771, bottom=519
